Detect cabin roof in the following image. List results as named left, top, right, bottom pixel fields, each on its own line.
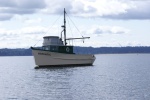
left=43, top=36, right=59, bottom=38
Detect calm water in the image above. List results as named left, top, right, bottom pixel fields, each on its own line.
left=0, top=54, right=150, bottom=100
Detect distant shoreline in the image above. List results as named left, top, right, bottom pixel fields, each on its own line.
left=0, top=46, right=150, bottom=56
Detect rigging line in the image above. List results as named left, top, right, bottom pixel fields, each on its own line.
left=66, top=14, right=90, bottom=54
left=66, top=16, right=74, bottom=46
left=67, top=18, right=81, bottom=53
left=33, top=14, right=62, bottom=47
left=66, top=16, right=81, bottom=53
left=66, top=14, right=84, bottom=38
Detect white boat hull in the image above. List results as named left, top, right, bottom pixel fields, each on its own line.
left=32, top=49, right=95, bottom=67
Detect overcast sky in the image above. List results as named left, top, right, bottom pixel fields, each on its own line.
left=0, top=0, right=150, bottom=48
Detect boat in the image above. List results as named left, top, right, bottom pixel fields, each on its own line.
left=31, top=8, right=96, bottom=67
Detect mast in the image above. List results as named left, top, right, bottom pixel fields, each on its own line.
left=62, top=8, right=90, bottom=45
left=64, top=8, right=67, bottom=45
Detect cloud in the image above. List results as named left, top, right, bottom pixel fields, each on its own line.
left=41, top=0, right=73, bottom=14
left=0, top=26, right=45, bottom=43
left=87, top=26, right=130, bottom=35
left=0, top=0, right=150, bottom=20
left=23, top=18, right=42, bottom=24
left=20, top=26, right=47, bottom=34
left=0, top=25, right=63, bottom=48
left=74, top=0, right=150, bottom=20
left=0, top=0, right=46, bottom=9
left=0, top=0, right=46, bottom=20
left=41, top=0, right=150, bottom=20
left=103, top=0, right=150, bottom=20
left=0, top=14, right=12, bottom=21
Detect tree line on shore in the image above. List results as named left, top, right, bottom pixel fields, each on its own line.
left=0, top=46, right=150, bottom=56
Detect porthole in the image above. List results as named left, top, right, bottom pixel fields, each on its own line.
left=66, top=47, right=70, bottom=52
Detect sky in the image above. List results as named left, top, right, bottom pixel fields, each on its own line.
left=0, top=0, right=150, bottom=48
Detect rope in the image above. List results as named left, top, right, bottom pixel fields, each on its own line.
left=66, top=15, right=82, bottom=53
left=66, top=14, right=84, bottom=38
left=33, top=14, right=62, bottom=47
left=66, top=16, right=74, bottom=46
left=66, top=13, right=90, bottom=54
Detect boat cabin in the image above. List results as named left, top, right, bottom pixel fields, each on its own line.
left=43, top=36, right=63, bottom=46
left=42, top=36, right=73, bottom=54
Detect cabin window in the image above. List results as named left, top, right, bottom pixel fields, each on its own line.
left=44, top=47, right=48, bottom=50
left=42, top=46, right=50, bottom=50
left=42, top=46, right=59, bottom=52
left=50, top=46, right=58, bottom=51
